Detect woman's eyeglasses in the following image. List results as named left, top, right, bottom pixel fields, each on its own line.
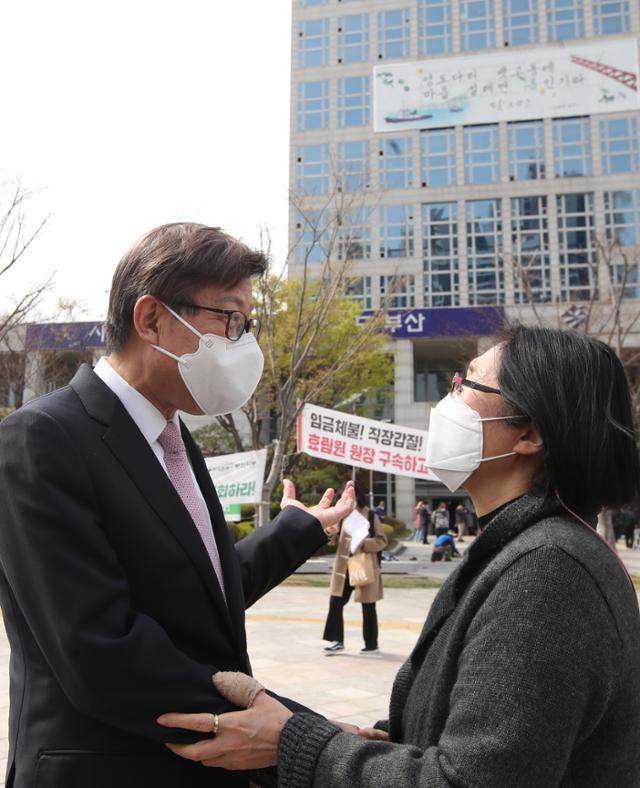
left=450, top=372, right=502, bottom=397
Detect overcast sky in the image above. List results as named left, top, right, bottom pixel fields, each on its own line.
left=0, top=1, right=292, bottom=321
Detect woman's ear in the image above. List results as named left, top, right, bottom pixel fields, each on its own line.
left=132, top=295, right=163, bottom=346
left=514, top=421, right=543, bottom=456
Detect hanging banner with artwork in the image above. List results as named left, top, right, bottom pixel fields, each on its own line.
left=374, top=37, right=639, bottom=132
left=297, top=404, right=438, bottom=481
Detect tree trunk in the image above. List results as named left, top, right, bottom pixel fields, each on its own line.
left=257, top=439, right=285, bottom=527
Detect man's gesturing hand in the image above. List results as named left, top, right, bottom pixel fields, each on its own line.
left=280, top=479, right=355, bottom=533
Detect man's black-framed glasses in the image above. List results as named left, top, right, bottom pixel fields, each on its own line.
left=181, top=303, right=261, bottom=342
left=450, top=372, right=501, bottom=396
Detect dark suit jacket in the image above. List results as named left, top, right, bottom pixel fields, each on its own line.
left=0, top=364, right=327, bottom=788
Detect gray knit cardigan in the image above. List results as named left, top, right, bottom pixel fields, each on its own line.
left=277, top=494, right=640, bottom=788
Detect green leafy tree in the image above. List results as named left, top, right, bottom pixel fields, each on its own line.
left=215, top=272, right=392, bottom=524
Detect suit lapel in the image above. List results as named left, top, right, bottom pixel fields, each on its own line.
left=70, top=365, right=235, bottom=637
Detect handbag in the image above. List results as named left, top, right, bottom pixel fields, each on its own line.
left=347, top=551, right=376, bottom=587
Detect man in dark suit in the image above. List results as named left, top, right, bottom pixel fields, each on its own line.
left=0, top=223, right=353, bottom=788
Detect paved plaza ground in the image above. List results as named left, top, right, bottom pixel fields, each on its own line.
left=0, top=542, right=638, bottom=785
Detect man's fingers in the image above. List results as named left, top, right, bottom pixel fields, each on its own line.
left=357, top=727, right=389, bottom=741
left=164, top=739, right=218, bottom=762
left=280, top=478, right=296, bottom=507
left=334, top=482, right=356, bottom=515
left=317, top=487, right=335, bottom=508
left=157, top=712, right=216, bottom=733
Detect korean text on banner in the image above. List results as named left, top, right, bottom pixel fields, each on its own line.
left=297, top=404, right=438, bottom=481
left=205, top=449, right=267, bottom=522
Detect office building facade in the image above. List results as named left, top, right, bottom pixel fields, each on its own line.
left=289, top=0, right=640, bottom=523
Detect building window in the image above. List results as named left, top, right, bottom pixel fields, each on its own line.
left=592, top=0, right=630, bottom=34
left=336, top=140, right=371, bottom=192
left=298, top=19, right=330, bottom=68
left=414, top=362, right=452, bottom=402
left=379, top=275, right=415, bottom=308
left=604, top=189, right=640, bottom=247
left=547, top=0, right=584, bottom=41
left=336, top=208, right=373, bottom=260
left=377, top=9, right=411, bottom=59
left=295, top=210, right=330, bottom=265
left=604, top=190, right=640, bottom=299
left=420, top=128, right=456, bottom=187
left=511, top=196, right=552, bottom=303
left=337, top=76, right=370, bottom=127
left=503, top=0, right=539, bottom=45
left=296, top=144, right=330, bottom=195
left=296, top=80, right=330, bottom=131
left=379, top=205, right=415, bottom=258
left=460, top=0, right=496, bottom=51
left=378, top=137, right=413, bottom=190
left=344, top=276, right=373, bottom=309
left=337, top=14, right=370, bottom=64
left=507, top=120, right=545, bottom=180
left=556, top=193, right=596, bottom=301
left=418, top=0, right=453, bottom=55
left=422, top=202, right=459, bottom=307
left=466, top=199, right=504, bottom=305
left=553, top=117, right=592, bottom=177
left=600, top=115, right=640, bottom=175
left=464, top=124, right=500, bottom=184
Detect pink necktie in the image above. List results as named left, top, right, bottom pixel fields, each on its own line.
left=158, top=422, right=226, bottom=600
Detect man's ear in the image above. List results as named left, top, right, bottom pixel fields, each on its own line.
left=514, top=421, right=543, bottom=456
left=132, top=295, right=163, bottom=346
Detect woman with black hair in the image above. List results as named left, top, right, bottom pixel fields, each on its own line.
left=158, top=326, right=640, bottom=788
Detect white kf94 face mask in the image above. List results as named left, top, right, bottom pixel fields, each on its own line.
left=425, top=393, right=517, bottom=492
left=152, top=303, right=264, bottom=417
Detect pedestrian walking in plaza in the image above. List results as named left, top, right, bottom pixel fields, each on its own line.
left=372, top=500, right=386, bottom=521
left=412, top=499, right=425, bottom=542
left=323, top=483, right=388, bottom=654
left=420, top=501, right=432, bottom=544
left=162, top=325, right=640, bottom=788
left=432, top=500, right=450, bottom=536
left=455, top=502, right=468, bottom=541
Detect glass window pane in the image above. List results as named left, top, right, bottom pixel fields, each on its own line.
left=553, top=117, right=592, bottom=177
left=379, top=205, right=415, bottom=258
left=298, top=19, right=330, bottom=68
left=466, top=199, right=504, bottom=304
left=379, top=136, right=413, bottom=190
left=556, top=193, right=596, bottom=300
left=464, top=125, right=500, bottom=184
left=337, top=76, right=371, bottom=128
left=418, top=0, right=452, bottom=55
left=421, top=128, right=457, bottom=187
left=297, top=80, right=330, bottom=131
left=338, top=14, right=370, bottom=64
left=503, top=0, right=539, bottom=45
left=422, top=202, right=459, bottom=306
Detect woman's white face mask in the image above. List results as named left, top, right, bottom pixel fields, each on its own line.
left=152, top=303, right=264, bottom=417
left=425, top=393, right=517, bottom=492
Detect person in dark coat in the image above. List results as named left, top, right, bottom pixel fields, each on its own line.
left=0, top=223, right=354, bottom=788
left=160, top=326, right=640, bottom=788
